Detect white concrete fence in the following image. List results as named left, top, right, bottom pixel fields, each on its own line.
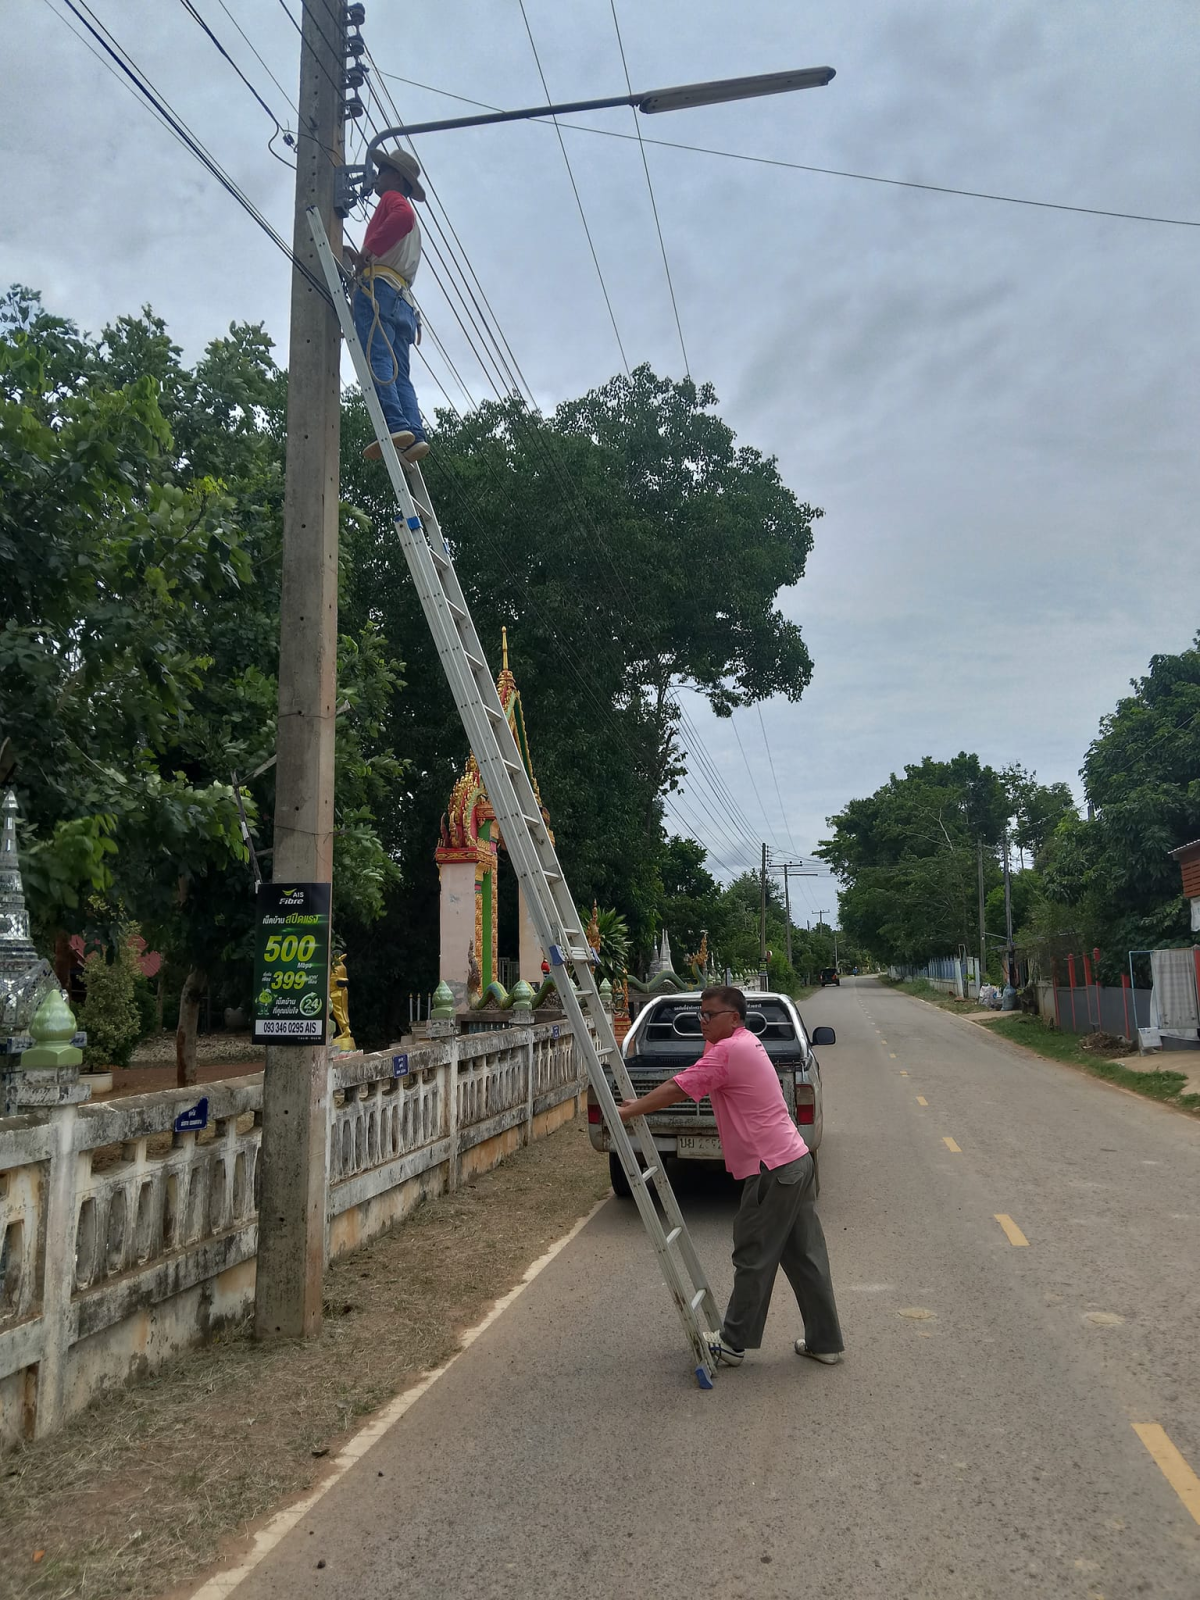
left=0, top=1020, right=587, bottom=1449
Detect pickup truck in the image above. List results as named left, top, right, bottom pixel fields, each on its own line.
left=588, top=990, right=834, bottom=1197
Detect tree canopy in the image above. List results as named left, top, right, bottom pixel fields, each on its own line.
left=2, top=289, right=825, bottom=1050
left=1036, top=636, right=1200, bottom=970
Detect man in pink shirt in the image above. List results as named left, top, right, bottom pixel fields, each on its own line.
left=618, top=984, right=843, bottom=1369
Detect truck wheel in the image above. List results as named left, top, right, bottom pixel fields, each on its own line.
left=609, top=1152, right=633, bottom=1198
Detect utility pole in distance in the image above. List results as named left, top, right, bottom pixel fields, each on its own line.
left=1002, top=831, right=1016, bottom=992
left=254, top=0, right=346, bottom=1342
left=977, top=841, right=987, bottom=987
left=759, top=843, right=769, bottom=990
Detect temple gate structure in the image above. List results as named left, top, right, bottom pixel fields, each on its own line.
left=435, top=633, right=550, bottom=1009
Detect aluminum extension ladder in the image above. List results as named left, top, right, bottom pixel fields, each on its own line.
left=307, top=207, right=722, bottom=1387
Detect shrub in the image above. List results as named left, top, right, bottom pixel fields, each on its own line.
left=78, top=939, right=144, bottom=1070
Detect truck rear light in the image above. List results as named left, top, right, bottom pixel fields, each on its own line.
left=587, top=1103, right=602, bottom=1125
left=796, top=1103, right=815, bottom=1125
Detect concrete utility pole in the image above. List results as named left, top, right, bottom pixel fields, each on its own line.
left=1002, top=832, right=1016, bottom=991
left=977, top=841, right=987, bottom=984
left=783, top=866, right=792, bottom=968
left=254, top=0, right=346, bottom=1342
left=759, top=843, right=769, bottom=990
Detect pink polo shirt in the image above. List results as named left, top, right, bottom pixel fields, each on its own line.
left=673, top=1025, right=808, bottom=1180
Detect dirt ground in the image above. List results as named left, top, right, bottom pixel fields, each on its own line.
left=0, top=1116, right=611, bottom=1600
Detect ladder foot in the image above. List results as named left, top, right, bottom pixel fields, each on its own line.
left=695, top=1365, right=715, bottom=1390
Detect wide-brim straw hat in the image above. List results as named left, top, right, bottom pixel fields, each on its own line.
left=370, top=147, right=426, bottom=203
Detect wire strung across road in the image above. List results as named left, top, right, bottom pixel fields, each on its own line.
left=176, top=0, right=294, bottom=166
left=515, top=0, right=630, bottom=375
left=607, top=0, right=689, bottom=378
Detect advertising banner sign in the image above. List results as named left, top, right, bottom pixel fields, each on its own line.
left=252, top=882, right=331, bottom=1046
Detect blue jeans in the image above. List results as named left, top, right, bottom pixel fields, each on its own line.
left=351, top=280, right=425, bottom=441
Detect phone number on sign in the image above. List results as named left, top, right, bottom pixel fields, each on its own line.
left=257, top=1019, right=323, bottom=1037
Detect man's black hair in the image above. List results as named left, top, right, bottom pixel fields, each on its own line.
left=699, top=984, right=747, bottom=1020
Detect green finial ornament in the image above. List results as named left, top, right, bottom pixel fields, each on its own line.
left=430, top=980, right=456, bottom=1020
left=21, top=988, right=83, bottom=1068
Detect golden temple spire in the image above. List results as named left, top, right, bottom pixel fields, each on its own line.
left=501, top=627, right=509, bottom=672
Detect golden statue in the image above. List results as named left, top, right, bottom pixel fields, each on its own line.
left=586, top=900, right=601, bottom=955
left=330, top=954, right=356, bottom=1052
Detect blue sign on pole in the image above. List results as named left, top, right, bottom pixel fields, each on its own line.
left=174, top=1097, right=209, bottom=1133
left=551, top=1025, right=560, bottom=1040
left=391, top=1052, right=410, bottom=1078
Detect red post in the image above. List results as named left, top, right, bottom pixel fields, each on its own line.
left=1121, top=972, right=1132, bottom=1041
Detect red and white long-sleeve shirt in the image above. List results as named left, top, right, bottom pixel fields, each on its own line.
left=362, top=191, right=422, bottom=288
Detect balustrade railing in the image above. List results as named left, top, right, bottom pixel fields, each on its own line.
left=0, top=1018, right=588, bottom=1448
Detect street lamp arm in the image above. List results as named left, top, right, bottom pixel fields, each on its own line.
left=361, top=65, right=834, bottom=164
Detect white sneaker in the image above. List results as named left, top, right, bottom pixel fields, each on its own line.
left=795, top=1340, right=842, bottom=1364
left=403, top=439, right=431, bottom=466
left=706, top=1332, right=744, bottom=1367
left=363, top=430, right=415, bottom=462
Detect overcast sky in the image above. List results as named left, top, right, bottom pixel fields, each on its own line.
left=3, top=1, right=1198, bottom=923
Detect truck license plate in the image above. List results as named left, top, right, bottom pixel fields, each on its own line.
left=676, top=1134, right=723, bottom=1160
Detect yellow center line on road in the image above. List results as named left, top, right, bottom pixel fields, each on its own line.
left=1133, top=1423, right=1200, bottom=1527
left=889, top=1051, right=896, bottom=1058
left=899, top=1070, right=909, bottom=1076
left=942, top=1136, right=962, bottom=1153
left=916, top=1095, right=928, bottom=1106
left=994, top=1213, right=1029, bottom=1247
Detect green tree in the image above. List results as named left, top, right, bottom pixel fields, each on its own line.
left=337, top=367, right=822, bottom=1013
left=818, top=754, right=1009, bottom=967
left=1, top=290, right=403, bottom=1071
left=1039, top=637, right=1200, bottom=972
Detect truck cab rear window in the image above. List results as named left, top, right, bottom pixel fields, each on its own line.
left=640, top=999, right=797, bottom=1050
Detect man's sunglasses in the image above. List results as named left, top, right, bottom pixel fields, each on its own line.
left=698, top=1008, right=736, bottom=1021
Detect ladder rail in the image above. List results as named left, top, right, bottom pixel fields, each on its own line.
left=306, top=208, right=721, bottom=1379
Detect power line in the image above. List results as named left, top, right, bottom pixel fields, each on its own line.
left=515, top=0, right=630, bottom=373
left=213, top=0, right=297, bottom=113
left=607, top=0, right=689, bottom=377
left=757, top=702, right=797, bottom=856
left=176, top=0, right=294, bottom=166
left=52, top=0, right=337, bottom=309
left=376, top=72, right=1200, bottom=231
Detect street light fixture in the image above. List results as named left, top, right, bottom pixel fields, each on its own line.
left=340, top=65, right=836, bottom=211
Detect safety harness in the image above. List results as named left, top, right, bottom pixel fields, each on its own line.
left=354, top=262, right=421, bottom=384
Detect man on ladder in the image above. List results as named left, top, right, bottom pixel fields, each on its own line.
left=344, top=147, right=430, bottom=467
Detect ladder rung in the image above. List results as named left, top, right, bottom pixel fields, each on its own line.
left=464, top=652, right=487, bottom=673
left=665, top=1227, right=682, bottom=1246
left=485, top=705, right=504, bottom=721
left=521, top=812, right=544, bottom=828
left=429, top=547, right=451, bottom=569
left=446, top=600, right=468, bottom=622
left=636, top=1165, right=659, bottom=1184
left=690, top=1289, right=707, bottom=1311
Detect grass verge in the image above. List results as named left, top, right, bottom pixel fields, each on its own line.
left=975, top=1013, right=1200, bottom=1116
left=882, top=977, right=974, bottom=1014
left=1, top=1115, right=610, bottom=1600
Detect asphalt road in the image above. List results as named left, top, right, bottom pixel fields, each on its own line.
left=226, top=977, right=1200, bottom=1600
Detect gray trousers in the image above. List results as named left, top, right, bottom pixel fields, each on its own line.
left=721, top=1152, right=844, bottom=1353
